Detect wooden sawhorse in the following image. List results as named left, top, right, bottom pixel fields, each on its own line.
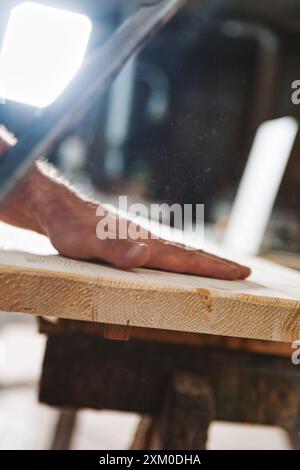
left=39, top=319, right=300, bottom=450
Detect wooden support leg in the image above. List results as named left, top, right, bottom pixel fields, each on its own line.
left=51, top=409, right=77, bottom=450
left=155, top=373, right=215, bottom=450
left=130, top=416, right=156, bottom=450
left=287, top=430, right=300, bottom=450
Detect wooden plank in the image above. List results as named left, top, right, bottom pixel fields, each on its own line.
left=262, top=250, right=300, bottom=271
left=0, top=246, right=300, bottom=342
left=39, top=318, right=293, bottom=358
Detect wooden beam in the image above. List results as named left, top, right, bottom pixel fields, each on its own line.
left=0, top=248, right=300, bottom=342
left=38, top=318, right=294, bottom=358
left=39, top=334, right=300, bottom=431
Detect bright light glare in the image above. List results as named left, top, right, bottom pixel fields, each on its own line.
left=225, top=117, right=298, bottom=255
left=0, top=2, right=92, bottom=108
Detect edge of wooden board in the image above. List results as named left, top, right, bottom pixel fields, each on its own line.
left=0, top=264, right=299, bottom=343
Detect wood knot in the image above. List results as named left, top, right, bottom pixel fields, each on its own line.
left=197, top=288, right=212, bottom=312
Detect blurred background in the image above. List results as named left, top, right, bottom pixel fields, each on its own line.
left=0, top=0, right=300, bottom=449
left=0, top=0, right=300, bottom=253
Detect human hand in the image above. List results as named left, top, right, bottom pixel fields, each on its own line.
left=0, top=129, right=250, bottom=280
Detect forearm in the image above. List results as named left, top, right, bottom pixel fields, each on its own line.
left=0, top=129, right=86, bottom=236
left=0, top=163, right=66, bottom=235
left=0, top=125, right=250, bottom=278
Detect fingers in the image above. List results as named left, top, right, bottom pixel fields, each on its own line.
left=146, top=240, right=251, bottom=280
left=95, top=239, right=151, bottom=269
left=193, top=250, right=251, bottom=279
left=66, top=211, right=251, bottom=279
left=95, top=235, right=251, bottom=279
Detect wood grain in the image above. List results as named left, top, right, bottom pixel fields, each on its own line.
left=0, top=241, right=300, bottom=342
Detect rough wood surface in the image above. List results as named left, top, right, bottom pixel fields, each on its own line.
left=0, top=223, right=300, bottom=342
left=40, top=334, right=300, bottom=431
left=155, top=374, right=214, bottom=450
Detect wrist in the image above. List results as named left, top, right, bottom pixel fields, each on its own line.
left=0, top=128, right=75, bottom=235
left=0, top=125, right=96, bottom=237
left=0, top=164, right=48, bottom=234
left=28, top=162, right=85, bottom=236
left=0, top=128, right=43, bottom=233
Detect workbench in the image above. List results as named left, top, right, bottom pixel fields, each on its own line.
left=1, top=222, right=300, bottom=449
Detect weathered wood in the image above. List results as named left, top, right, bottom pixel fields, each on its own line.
left=0, top=248, right=300, bottom=342
left=155, top=374, right=214, bottom=450
left=130, top=416, right=155, bottom=451
left=39, top=333, right=300, bottom=432
left=51, top=409, right=77, bottom=451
